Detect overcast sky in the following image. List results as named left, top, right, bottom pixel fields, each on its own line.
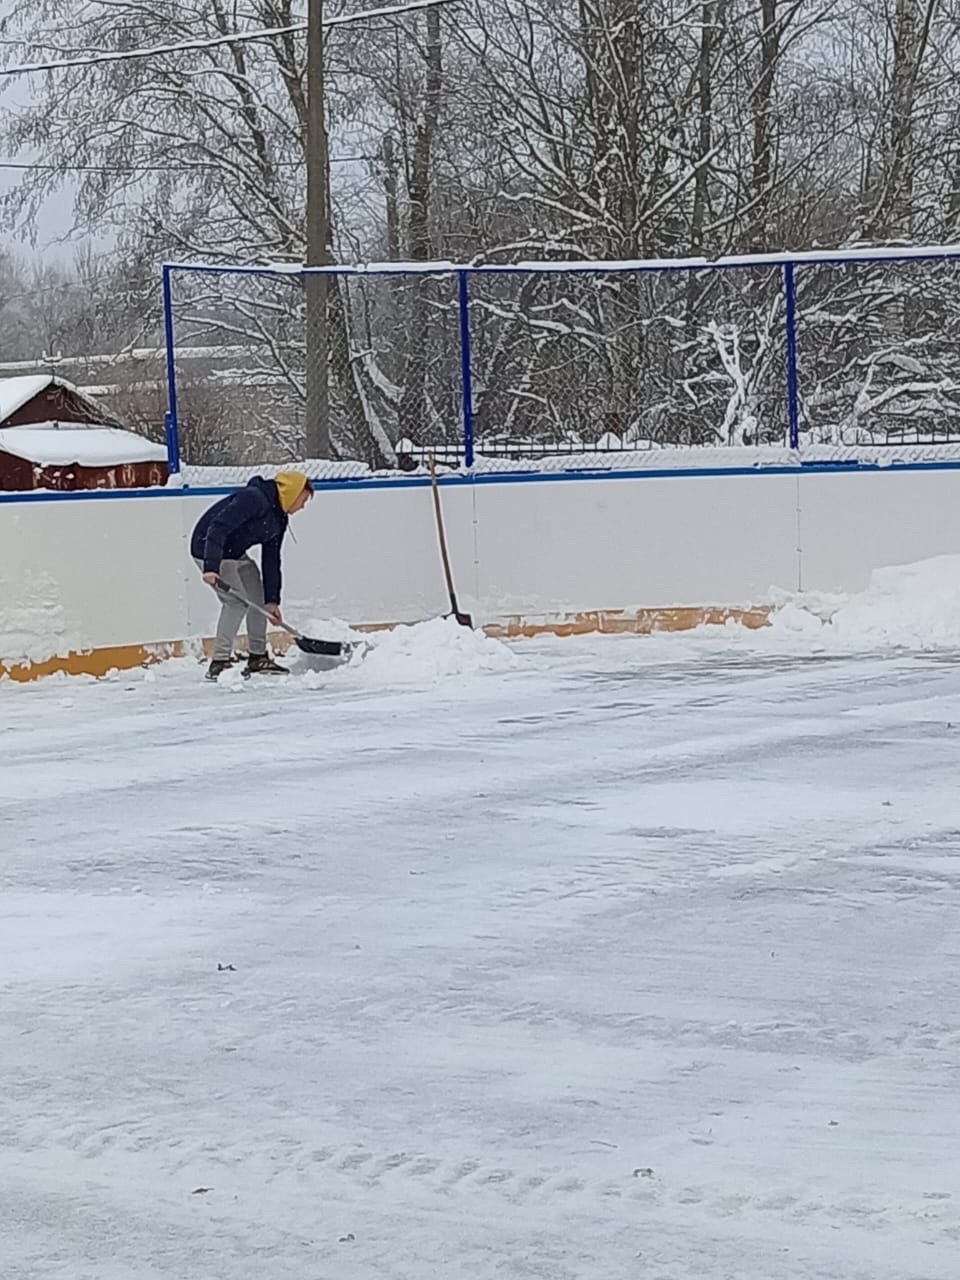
left=0, top=168, right=84, bottom=255
left=0, top=75, right=102, bottom=262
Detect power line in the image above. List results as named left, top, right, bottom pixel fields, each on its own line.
left=0, top=0, right=457, bottom=78
left=0, top=156, right=375, bottom=174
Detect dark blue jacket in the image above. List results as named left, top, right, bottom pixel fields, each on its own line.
left=191, top=477, right=288, bottom=604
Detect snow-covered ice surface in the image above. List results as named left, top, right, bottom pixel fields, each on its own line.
left=3, top=619, right=960, bottom=1279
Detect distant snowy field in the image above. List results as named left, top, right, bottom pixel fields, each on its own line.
left=4, top=577, right=960, bottom=1279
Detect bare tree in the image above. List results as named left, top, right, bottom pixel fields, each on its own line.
left=5, top=0, right=960, bottom=455
left=862, top=0, right=940, bottom=239
left=0, top=0, right=395, bottom=465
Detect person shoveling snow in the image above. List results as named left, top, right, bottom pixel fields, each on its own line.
left=191, top=471, right=313, bottom=681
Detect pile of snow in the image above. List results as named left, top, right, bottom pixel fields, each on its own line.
left=357, top=617, right=517, bottom=682
left=766, top=555, right=960, bottom=649
left=286, top=615, right=518, bottom=685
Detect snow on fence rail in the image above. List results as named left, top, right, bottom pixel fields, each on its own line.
left=173, top=440, right=960, bottom=489
left=157, top=244, right=960, bottom=473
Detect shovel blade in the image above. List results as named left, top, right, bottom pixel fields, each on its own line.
left=295, top=636, right=348, bottom=657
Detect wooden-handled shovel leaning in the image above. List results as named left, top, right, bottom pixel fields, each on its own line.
left=427, top=453, right=473, bottom=629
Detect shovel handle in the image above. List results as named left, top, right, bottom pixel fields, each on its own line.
left=208, top=578, right=302, bottom=640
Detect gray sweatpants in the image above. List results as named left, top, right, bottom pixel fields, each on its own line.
left=195, top=555, right=267, bottom=661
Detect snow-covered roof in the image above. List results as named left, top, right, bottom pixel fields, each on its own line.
left=0, top=423, right=166, bottom=467
left=0, top=375, right=54, bottom=423
left=0, top=373, right=123, bottom=431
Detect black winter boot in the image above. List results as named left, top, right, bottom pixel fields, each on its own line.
left=205, top=658, right=237, bottom=681
left=245, top=653, right=289, bottom=676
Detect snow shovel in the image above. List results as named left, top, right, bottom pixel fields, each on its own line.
left=211, top=579, right=352, bottom=658
left=427, top=453, right=473, bottom=628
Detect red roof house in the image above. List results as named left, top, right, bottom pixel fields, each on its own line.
left=0, top=375, right=168, bottom=492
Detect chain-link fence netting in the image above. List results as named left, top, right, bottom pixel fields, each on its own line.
left=166, top=262, right=794, bottom=473
left=167, top=267, right=463, bottom=470
left=798, top=254, right=960, bottom=445
left=468, top=266, right=788, bottom=455
left=795, top=257, right=960, bottom=444
left=163, top=255, right=960, bottom=474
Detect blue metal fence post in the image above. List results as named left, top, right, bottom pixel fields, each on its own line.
left=457, top=270, right=475, bottom=468
left=161, top=264, right=182, bottom=475
left=163, top=411, right=181, bottom=475
left=783, top=261, right=801, bottom=451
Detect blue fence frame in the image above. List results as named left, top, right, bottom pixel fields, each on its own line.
left=161, top=244, right=960, bottom=474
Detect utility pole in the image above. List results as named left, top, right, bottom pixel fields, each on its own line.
left=305, top=0, right=331, bottom=458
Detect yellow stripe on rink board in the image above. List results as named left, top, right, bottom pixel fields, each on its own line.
left=0, top=642, right=187, bottom=683
left=484, top=606, right=772, bottom=639
left=0, top=607, right=772, bottom=683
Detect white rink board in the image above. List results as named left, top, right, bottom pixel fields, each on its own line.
left=472, top=472, right=800, bottom=614
left=3, top=463, right=960, bottom=665
left=179, top=483, right=476, bottom=636
left=796, top=467, right=960, bottom=594
left=0, top=496, right=188, bottom=663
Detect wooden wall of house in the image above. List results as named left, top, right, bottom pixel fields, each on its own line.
left=0, top=452, right=35, bottom=491
left=0, top=453, right=168, bottom=491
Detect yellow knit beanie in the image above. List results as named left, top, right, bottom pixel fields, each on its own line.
left=275, top=470, right=309, bottom=512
